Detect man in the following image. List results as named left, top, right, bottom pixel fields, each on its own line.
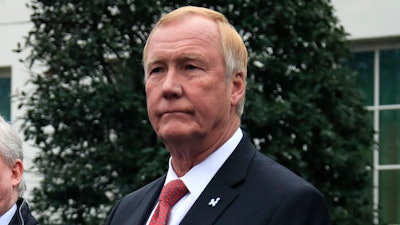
left=106, top=6, right=330, bottom=225
left=0, top=115, right=39, bottom=225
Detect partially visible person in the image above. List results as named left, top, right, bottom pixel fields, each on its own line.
left=0, top=115, right=39, bottom=225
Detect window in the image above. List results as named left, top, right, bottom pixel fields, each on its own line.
left=347, top=45, right=400, bottom=224
left=0, top=67, right=11, bottom=121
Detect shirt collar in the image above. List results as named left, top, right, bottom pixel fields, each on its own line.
left=165, top=128, right=243, bottom=199
left=0, top=203, right=17, bottom=225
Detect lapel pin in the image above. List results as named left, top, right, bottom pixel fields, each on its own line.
left=208, top=197, right=221, bottom=207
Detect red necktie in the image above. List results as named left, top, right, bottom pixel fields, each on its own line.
left=149, top=179, right=188, bottom=225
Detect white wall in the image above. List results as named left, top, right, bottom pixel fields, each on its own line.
left=331, top=0, right=400, bottom=39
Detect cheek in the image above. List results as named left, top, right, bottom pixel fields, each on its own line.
left=144, top=83, right=152, bottom=98
left=145, top=86, right=161, bottom=124
left=191, top=86, right=229, bottom=114
left=146, top=97, right=157, bottom=121
left=145, top=85, right=157, bottom=107
left=145, top=93, right=155, bottom=118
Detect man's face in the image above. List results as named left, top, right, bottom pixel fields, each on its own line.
left=144, top=15, right=240, bottom=148
left=0, top=156, right=21, bottom=216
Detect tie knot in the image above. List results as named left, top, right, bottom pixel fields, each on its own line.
left=159, top=179, right=188, bottom=206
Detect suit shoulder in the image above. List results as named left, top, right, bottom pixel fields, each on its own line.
left=250, top=151, right=319, bottom=192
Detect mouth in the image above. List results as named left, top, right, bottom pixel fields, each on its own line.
left=159, top=110, right=192, bottom=118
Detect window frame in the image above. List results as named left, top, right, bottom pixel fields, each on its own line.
left=0, top=67, right=11, bottom=121
left=350, top=36, right=400, bottom=224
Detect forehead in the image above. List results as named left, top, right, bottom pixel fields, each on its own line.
left=145, top=15, right=222, bottom=61
left=154, top=13, right=219, bottom=38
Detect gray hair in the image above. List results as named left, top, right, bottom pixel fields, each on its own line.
left=0, top=115, right=26, bottom=196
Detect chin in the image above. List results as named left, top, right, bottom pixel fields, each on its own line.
left=158, top=126, right=201, bottom=142
left=159, top=129, right=191, bottom=140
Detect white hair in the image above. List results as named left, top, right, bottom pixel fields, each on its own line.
left=0, top=115, right=26, bottom=196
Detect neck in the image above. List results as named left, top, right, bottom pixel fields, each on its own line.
left=0, top=192, right=18, bottom=216
left=166, top=122, right=240, bottom=177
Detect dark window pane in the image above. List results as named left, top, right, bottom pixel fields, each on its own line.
left=379, top=170, right=400, bottom=224
left=379, top=109, right=400, bottom=164
left=0, top=77, right=11, bottom=121
left=345, top=51, right=374, bottom=106
left=380, top=49, right=400, bottom=105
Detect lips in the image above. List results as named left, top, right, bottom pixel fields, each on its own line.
left=158, top=109, right=193, bottom=118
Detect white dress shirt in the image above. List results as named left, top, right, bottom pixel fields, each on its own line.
left=0, top=203, right=17, bottom=225
left=146, top=128, right=243, bottom=225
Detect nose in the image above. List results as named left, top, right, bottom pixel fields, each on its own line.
left=162, top=69, right=183, bottom=99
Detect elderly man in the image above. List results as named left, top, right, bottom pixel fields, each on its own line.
left=0, top=115, right=39, bottom=225
left=106, top=6, right=330, bottom=225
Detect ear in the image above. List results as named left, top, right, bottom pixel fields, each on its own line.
left=230, top=71, right=246, bottom=107
left=11, top=159, right=24, bottom=188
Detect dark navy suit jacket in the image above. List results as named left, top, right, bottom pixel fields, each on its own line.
left=105, top=134, right=330, bottom=225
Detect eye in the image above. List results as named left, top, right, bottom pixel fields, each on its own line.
left=185, top=64, right=198, bottom=70
left=150, top=67, right=162, bottom=75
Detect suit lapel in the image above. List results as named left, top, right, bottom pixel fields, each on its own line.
left=136, top=176, right=166, bottom=225
left=111, top=175, right=165, bottom=225
left=180, top=177, right=238, bottom=225
left=180, top=134, right=256, bottom=225
left=134, top=180, right=163, bottom=225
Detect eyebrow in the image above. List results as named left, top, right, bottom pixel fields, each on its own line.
left=147, top=53, right=208, bottom=67
left=177, top=54, right=208, bottom=64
